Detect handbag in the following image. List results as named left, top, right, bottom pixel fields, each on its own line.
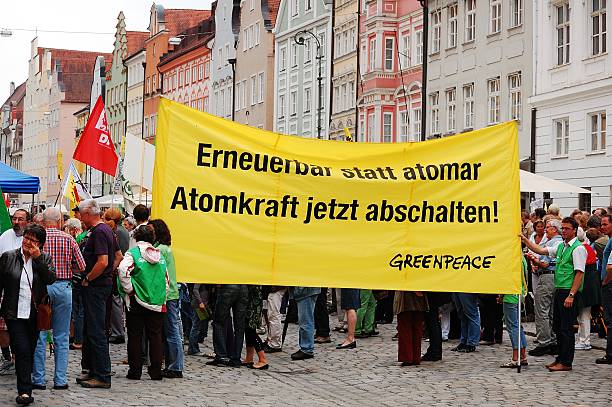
left=24, top=265, right=53, bottom=331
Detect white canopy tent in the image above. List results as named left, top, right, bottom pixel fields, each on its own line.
left=519, top=170, right=592, bottom=194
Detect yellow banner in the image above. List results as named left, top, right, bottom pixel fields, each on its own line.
left=153, top=99, right=522, bottom=293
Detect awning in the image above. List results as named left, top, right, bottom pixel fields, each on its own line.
left=520, top=170, right=592, bottom=194
left=0, top=162, right=40, bottom=194
left=94, top=194, right=125, bottom=207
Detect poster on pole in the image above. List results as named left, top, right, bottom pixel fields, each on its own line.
left=153, top=99, right=522, bottom=293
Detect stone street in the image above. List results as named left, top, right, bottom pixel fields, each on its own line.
left=0, top=320, right=609, bottom=406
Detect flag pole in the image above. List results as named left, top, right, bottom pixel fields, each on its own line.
left=517, top=288, right=522, bottom=374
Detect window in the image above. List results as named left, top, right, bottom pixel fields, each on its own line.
left=280, top=47, right=287, bottom=71
left=250, top=0, right=255, bottom=10
left=490, top=0, right=502, bottom=34
left=415, top=31, right=423, bottom=64
left=205, top=61, right=210, bottom=77
left=290, top=91, right=297, bottom=116
left=369, top=38, right=376, bottom=70
left=292, top=0, right=299, bottom=16
left=430, top=92, right=440, bottom=134
left=488, top=77, right=500, bottom=124
left=446, top=88, right=456, bottom=132
left=146, top=77, right=151, bottom=94
left=556, top=3, right=570, bottom=65
left=304, top=88, right=312, bottom=112
left=199, top=64, right=203, bottom=80
left=553, top=117, right=569, bottom=157
left=217, top=48, right=222, bottom=69
left=463, top=83, right=474, bottom=129
left=306, top=0, right=312, bottom=10
left=510, top=0, right=523, bottom=27
left=384, top=38, right=394, bottom=70
left=179, top=70, right=183, bottom=87
left=258, top=72, right=264, bottom=103
left=255, top=22, right=260, bottom=46
left=291, top=44, right=298, bottom=67
left=225, top=45, right=230, bottom=64
left=589, top=112, right=607, bottom=152
left=592, top=0, right=607, bottom=56
left=219, top=90, right=225, bottom=116
left=318, top=33, right=325, bottom=56
left=367, top=113, right=375, bottom=141
left=465, top=0, right=476, bottom=42
left=279, top=94, right=285, bottom=118
left=349, top=82, right=355, bottom=108
left=399, top=111, right=409, bottom=142
left=412, top=109, right=421, bottom=140
left=185, top=69, right=190, bottom=84
left=250, top=76, right=257, bottom=105
left=400, top=34, right=410, bottom=67
left=431, top=10, right=441, bottom=53
left=305, top=40, right=312, bottom=62
left=509, top=72, right=522, bottom=121
left=359, top=113, right=365, bottom=142
left=579, top=189, right=592, bottom=212
left=383, top=113, right=393, bottom=143
left=448, top=3, right=458, bottom=48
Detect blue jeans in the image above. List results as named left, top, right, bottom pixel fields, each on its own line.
left=601, top=284, right=612, bottom=358
left=72, top=286, right=84, bottom=344
left=32, top=280, right=72, bottom=386
left=81, top=285, right=112, bottom=383
left=212, top=285, right=248, bottom=363
left=164, top=299, right=184, bottom=372
left=296, top=295, right=317, bottom=355
left=503, top=302, right=527, bottom=350
left=188, top=311, right=205, bottom=354
left=453, top=293, right=481, bottom=346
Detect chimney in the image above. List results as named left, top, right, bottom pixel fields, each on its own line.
left=9, top=81, right=15, bottom=96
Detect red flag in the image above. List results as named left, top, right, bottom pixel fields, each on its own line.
left=73, top=96, right=118, bottom=176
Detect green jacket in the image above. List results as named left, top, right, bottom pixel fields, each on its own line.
left=118, top=244, right=168, bottom=312
left=156, top=244, right=178, bottom=301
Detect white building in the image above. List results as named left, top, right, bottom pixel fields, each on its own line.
left=126, top=49, right=146, bottom=138
left=530, top=0, right=611, bottom=213
left=273, top=0, right=333, bottom=137
left=426, top=0, right=532, bottom=159
left=210, top=0, right=239, bottom=120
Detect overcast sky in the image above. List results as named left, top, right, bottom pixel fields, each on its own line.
left=0, top=0, right=213, bottom=103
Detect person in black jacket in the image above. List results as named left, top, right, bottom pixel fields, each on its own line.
left=0, top=224, right=56, bottom=406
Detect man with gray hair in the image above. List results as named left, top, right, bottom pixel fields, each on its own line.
left=527, top=219, right=563, bottom=357
left=76, top=199, right=123, bottom=389
left=32, top=207, right=86, bottom=390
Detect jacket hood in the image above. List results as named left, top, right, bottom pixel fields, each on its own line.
left=137, top=242, right=161, bottom=264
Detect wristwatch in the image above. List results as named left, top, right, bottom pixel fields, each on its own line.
left=568, top=292, right=575, bottom=298
left=84, top=275, right=91, bottom=283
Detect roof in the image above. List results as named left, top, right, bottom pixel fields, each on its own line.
left=126, top=31, right=149, bottom=56
left=0, top=161, right=40, bottom=194
left=164, top=9, right=212, bottom=37
left=38, top=48, right=112, bottom=103
left=158, top=17, right=214, bottom=68
left=1, top=82, right=26, bottom=108
left=266, top=0, right=281, bottom=30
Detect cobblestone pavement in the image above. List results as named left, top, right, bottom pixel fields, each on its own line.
left=0, top=320, right=609, bottom=406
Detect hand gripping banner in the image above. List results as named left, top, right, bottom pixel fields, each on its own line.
left=153, top=99, right=522, bottom=294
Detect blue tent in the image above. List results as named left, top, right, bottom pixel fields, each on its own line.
left=0, top=162, right=40, bottom=194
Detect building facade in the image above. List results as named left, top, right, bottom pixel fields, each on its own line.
left=425, top=0, right=532, bottom=158
left=233, top=0, right=280, bottom=130
left=210, top=0, right=239, bottom=121
left=358, top=0, right=422, bottom=143
left=22, top=38, right=108, bottom=205
left=106, top=11, right=148, bottom=147
left=125, top=49, right=146, bottom=138
left=143, top=4, right=211, bottom=142
left=329, top=0, right=358, bottom=141
left=273, top=0, right=333, bottom=138
left=1, top=82, right=26, bottom=171
left=159, top=18, right=214, bottom=113
left=530, top=0, right=611, bottom=212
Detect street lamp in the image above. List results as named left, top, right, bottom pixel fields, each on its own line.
left=419, top=0, right=429, bottom=142
left=228, top=58, right=237, bottom=121
left=294, top=30, right=323, bottom=139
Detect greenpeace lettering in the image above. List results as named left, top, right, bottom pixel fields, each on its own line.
left=153, top=99, right=522, bottom=294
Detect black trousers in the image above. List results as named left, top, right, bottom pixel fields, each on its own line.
left=126, top=300, right=164, bottom=379
left=553, top=289, right=579, bottom=367
left=480, top=294, right=504, bottom=343
left=6, top=316, right=38, bottom=396
left=424, top=292, right=446, bottom=358
left=375, top=291, right=395, bottom=323
left=314, top=288, right=330, bottom=337
left=244, top=327, right=264, bottom=352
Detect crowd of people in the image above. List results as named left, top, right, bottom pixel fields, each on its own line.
left=0, top=199, right=610, bottom=405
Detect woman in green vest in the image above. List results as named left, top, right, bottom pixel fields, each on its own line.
left=118, top=225, right=169, bottom=380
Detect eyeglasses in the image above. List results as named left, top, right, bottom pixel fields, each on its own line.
left=23, top=236, right=40, bottom=245
left=560, top=227, right=574, bottom=231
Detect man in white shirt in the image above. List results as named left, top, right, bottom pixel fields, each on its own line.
left=0, top=209, right=29, bottom=376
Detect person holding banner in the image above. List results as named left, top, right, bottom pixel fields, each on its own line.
left=499, top=257, right=529, bottom=368
left=289, top=287, right=320, bottom=360
left=521, top=217, right=587, bottom=372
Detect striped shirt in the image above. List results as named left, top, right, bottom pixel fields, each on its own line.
left=43, top=227, right=86, bottom=280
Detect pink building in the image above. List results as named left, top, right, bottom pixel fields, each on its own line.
left=358, top=0, right=423, bottom=143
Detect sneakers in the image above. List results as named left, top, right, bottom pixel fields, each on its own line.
left=0, top=360, right=15, bottom=376
left=457, top=345, right=476, bottom=353
left=575, top=343, right=592, bottom=350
